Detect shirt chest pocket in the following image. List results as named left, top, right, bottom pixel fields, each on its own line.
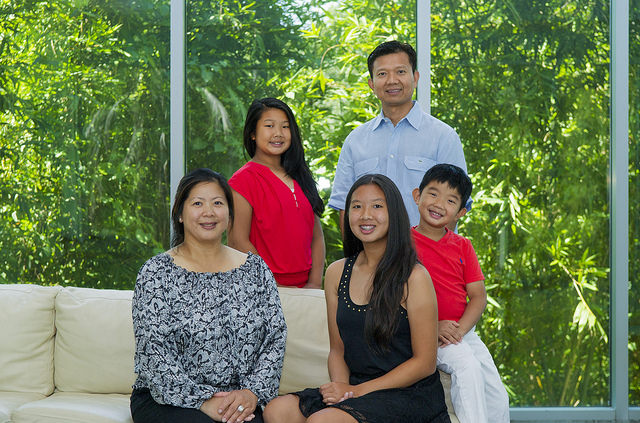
left=354, top=157, right=379, bottom=179
left=403, top=155, right=436, bottom=172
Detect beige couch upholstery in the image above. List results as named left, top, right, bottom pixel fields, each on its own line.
left=0, top=284, right=457, bottom=423
left=0, top=284, right=135, bottom=423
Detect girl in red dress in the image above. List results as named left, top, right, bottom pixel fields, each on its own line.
left=229, top=98, right=325, bottom=288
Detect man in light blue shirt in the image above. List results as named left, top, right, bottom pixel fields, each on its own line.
left=329, top=41, right=468, bottom=228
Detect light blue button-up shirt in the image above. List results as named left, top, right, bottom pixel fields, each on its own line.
left=329, top=101, right=468, bottom=226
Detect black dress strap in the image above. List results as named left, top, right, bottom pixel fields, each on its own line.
left=339, top=255, right=357, bottom=284
left=337, top=255, right=367, bottom=312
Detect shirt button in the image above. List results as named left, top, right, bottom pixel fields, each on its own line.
left=390, top=154, right=394, bottom=158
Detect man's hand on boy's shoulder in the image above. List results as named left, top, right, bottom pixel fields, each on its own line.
left=438, top=320, right=464, bottom=346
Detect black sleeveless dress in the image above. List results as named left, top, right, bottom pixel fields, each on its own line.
left=294, top=255, right=451, bottom=423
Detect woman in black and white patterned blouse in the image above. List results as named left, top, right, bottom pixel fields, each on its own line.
left=130, top=168, right=287, bottom=423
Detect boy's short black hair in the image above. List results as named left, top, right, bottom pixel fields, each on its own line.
left=418, top=164, right=472, bottom=211
left=367, top=41, right=417, bottom=79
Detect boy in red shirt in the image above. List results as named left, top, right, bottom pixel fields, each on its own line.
left=411, top=164, right=509, bottom=423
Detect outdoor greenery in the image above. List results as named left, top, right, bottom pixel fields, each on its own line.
left=0, top=0, right=171, bottom=287
left=0, top=0, right=637, bottom=407
left=432, top=1, right=613, bottom=407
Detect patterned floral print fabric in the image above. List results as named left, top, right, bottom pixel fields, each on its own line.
left=132, top=252, right=287, bottom=409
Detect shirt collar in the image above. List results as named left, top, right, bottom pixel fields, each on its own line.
left=372, top=101, right=422, bottom=131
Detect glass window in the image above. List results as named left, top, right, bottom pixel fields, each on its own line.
left=185, top=1, right=317, bottom=176
left=431, top=0, right=611, bottom=406
left=0, top=1, right=170, bottom=289
left=630, top=0, right=640, bottom=407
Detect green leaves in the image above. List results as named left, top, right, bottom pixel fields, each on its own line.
left=0, top=0, right=170, bottom=289
left=430, top=0, right=615, bottom=406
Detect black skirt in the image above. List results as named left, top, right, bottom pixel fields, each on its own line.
left=293, top=371, right=451, bottom=423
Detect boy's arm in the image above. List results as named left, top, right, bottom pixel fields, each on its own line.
left=457, top=280, right=487, bottom=335
left=438, top=280, right=486, bottom=346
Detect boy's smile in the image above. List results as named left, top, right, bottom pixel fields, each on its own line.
left=413, top=180, right=467, bottom=235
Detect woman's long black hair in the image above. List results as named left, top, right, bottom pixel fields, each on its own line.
left=343, top=174, right=417, bottom=350
left=243, top=97, right=324, bottom=217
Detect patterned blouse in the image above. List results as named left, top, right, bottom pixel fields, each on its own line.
left=132, top=252, right=287, bottom=409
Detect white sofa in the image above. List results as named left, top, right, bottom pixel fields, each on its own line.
left=0, top=284, right=458, bottom=423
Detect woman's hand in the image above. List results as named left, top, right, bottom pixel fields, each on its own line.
left=200, top=390, right=258, bottom=422
left=319, top=382, right=355, bottom=405
left=215, top=389, right=258, bottom=423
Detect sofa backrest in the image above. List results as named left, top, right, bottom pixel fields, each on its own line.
left=277, top=287, right=330, bottom=394
left=54, top=287, right=136, bottom=394
left=0, top=284, right=61, bottom=396
left=1, top=284, right=330, bottom=398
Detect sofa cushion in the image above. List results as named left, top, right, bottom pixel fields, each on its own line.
left=11, top=392, right=132, bottom=423
left=0, top=284, right=60, bottom=395
left=54, top=287, right=135, bottom=394
left=0, top=392, right=47, bottom=423
left=277, top=287, right=330, bottom=394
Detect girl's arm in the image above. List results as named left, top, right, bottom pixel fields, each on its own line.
left=352, top=264, right=439, bottom=397
left=305, top=215, right=325, bottom=289
left=228, top=190, right=258, bottom=254
left=319, top=260, right=351, bottom=404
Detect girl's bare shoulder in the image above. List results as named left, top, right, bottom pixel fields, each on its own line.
left=324, top=258, right=347, bottom=290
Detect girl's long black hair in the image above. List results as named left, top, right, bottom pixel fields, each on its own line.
left=343, top=174, right=417, bottom=350
left=243, top=97, right=324, bottom=217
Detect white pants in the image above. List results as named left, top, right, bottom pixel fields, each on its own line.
left=436, top=328, right=509, bottom=423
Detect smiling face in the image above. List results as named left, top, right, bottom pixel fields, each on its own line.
left=367, top=51, right=419, bottom=111
left=348, top=183, right=390, bottom=245
left=252, top=107, right=291, bottom=162
left=413, top=180, right=467, bottom=230
left=180, top=181, right=230, bottom=244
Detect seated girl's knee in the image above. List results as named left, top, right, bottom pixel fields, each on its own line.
left=306, top=413, right=328, bottom=423
left=307, top=408, right=355, bottom=423
left=263, top=395, right=299, bottom=422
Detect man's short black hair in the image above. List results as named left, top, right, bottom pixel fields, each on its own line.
left=418, top=164, right=472, bottom=211
left=367, top=41, right=417, bottom=79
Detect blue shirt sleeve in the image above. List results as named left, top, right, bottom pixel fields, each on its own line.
left=328, top=136, right=355, bottom=211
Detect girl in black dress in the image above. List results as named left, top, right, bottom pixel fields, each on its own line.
left=263, top=174, right=451, bottom=423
